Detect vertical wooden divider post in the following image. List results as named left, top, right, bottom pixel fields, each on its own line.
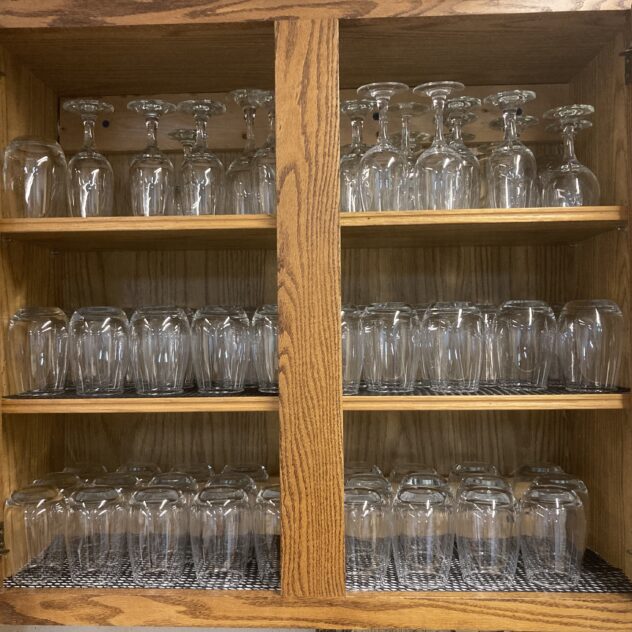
left=275, top=18, right=345, bottom=598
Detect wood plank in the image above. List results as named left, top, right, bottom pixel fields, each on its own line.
left=0, top=589, right=630, bottom=630
left=275, top=18, right=344, bottom=598
left=0, top=1, right=626, bottom=28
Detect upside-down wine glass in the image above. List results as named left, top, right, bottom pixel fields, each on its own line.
left=226, top=89, right=267, bottom=214
left=128, top=99, right=176, bottom=216
left=63, top=99, right=114, bottom=217
left=484, top=90, right=538, bottom=208
left=541, top=104, right=599, bottom=206
left=340, top=99, right=374, bottom=212
left=445, top=96, right=481, bottom=208
left=178, top=99, right=226, bottom=215
left=357, top=82, right=409, bottom=211
left=253, top=91, right=276, bottom=214
left=413, top=81, right=468, bottom=210
left=168, top=128, right=196, bottom=214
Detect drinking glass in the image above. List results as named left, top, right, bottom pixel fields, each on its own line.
left=8, top=307, right=68, bottom=396
left=69, top=307, right=129, bottom=396
left=130, top=306, right=191, bottom=395
left=345, top=461, right=383, bottom=477
left=171, top=463, right=215, bottom=487
left=254, top=485, right=281, bottom=581
left=178, top=99, right=226, bottom=215
left=92, top=472, right=141, bottom=498
left=340, top=99, right=374, bottom=212
left=449, top=462, right=499, bottom=496
left=222, top=464, right=269, bottom=482
left=34, top=472, right=82, bottom=497
left=2, top=137, right=67, bottom=217
left=413, top=81, right=468, bottom=210
left=357, top=82, right=409, bottom=211
left=190, top=486, right=251, bottom=585
left=477, top=304, right=498, bottom=386
left=511, top=463, right=564, bottom=500
left=342, top=306, right=365, bottom=394
left=392, top=486, right=453, bottom=589
left=363, top=303, right=418, bottom=393
left=456, top=486, right=519, bottom=589
left=63, top=462, right=108, bottom=482
left=411, top=303, right=430, bottom=389
left=65, top=485, right=127, bottom=582
left=226, top=89, right=267, bottom=214
left=168, top=128, right=197, bottom=215
left=558, top=299, right=623, bottom=392
left=541, top=104, right=599, bottom=206
left=4, top=485, right=66, bottom=576
left=531, top=473, right=589, bottom=512
left=128, top=99, right=176, bottom=216
left=389, top=462, right=438, bottom=484
left=446, top=96, right=481, bottom=208
left=253, top=304, right=278, bottom=393
left=388, top=102, right=429, bottom=209
left=117, top=461, right=161, bottom=482
left=253, top=91, right=276, bottom=214
left=520, top=486, right=586, bottom=588
left=192, top=306, right=250, bottom=394
left=495, top=300, right=556, bottom=390
left=212, top=474, right=258, bottom=502
left=128, top=486, right=188, bottom=584
left=484, top=90, right=538, bottom=208
left=344, top=487, right=391, bottom=590
left=149, top=472, right=198, bottom=498
left=400, top=474, right=448, bottom=491
left=345, top=473, right=393, bottom=501
left=456, top=475, right=512, bottom=501
left=63, top=99, right=114, bottom=217
left=421, top=302, right=483, bottom=393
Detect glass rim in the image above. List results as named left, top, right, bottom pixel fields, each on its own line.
left=396, top=485, right=451, bottom=504
left=560, top=299, right=622, bottom=313
left=344, top=486, right=385, bottom=505
left=9, top=485, right=63, bottom=505
left=130, top=485, right=184, bottom=505
left=68, top=484, right=122, bottom=505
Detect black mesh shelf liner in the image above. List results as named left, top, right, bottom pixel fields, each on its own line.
left=7, top=386, right=629, bottom=400
left=5, top=548, right=631, bottom=593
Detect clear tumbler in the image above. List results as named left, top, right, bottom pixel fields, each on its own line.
left=252, top=305, right=278, bottom=393
left=254, top=485, right=281, bottom=582
left=558, top=299, right=624, bottom=392
left=191, top=306, right=250, bottom=394
left=8, top=307, right=68, bottom=396
left=130, top=306, right=191, bottom=395
left=70, top=307, right=129, bottom=396
left=342, top=306, right=365, bottom=395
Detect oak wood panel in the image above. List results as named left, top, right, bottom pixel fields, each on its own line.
left=275, top=18, right=344, bottom=598
left=0, top=1, right=626, bottom=28
left=0, top=589, right=630, bottom=630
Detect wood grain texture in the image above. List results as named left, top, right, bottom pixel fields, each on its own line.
left=0, top=1, right=626, bottom=28
left=275, top=18, right=344, bottom=598
left=0, top=589, right=630, bottom=630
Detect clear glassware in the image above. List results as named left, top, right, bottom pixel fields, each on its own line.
left=117, top=461, right=161, bottom=483
left=2, top=137, right=67, bottom=218
left=180, top=305, right=196, bottom=391
left=344, top=487, right=391, bottom=590
left=128, top=486, right=188, bottom=585
left=357, top=82, right=409, bottom=211
left=243, top=307, right=259, bottom=389
left=212, top=474, right=258, bottom=503
left=495, top=300, right=556, bottom=390
left=531, top=472, right=589, bottom=507
left=410, top=303, right=430, bottom=389
left=541, top=105, right=599, bottom=206
left=455, top=474, right=512, bottom=501
left=389, top=462, right=438, bottom=484
left=222, top=464, right=269, bottom=482
left=253, top=91, right=276, bottom=214
left=33, top=472, right=82, bottom=498
left=171, top=463, right=215, bottom=487
left=363, top=303, right=418, bottom=393
left=190, top=485, right=251, bottom=585
left=4, top=485, right=66, bottom=576
left=413, top=81, right=467, bottom=210
left=388, top=101, right=429, bottom=209
left=420, top=302, right=483, bottom=393
left=342, top=306, right=365, bottom=394
left=519, top=485, right=586, bottom=588
left=345, top=461, right=383, bottom=477
left=399, top=474, right=449, bottom=491
left=63, top=462, right=108, bottom=482
left=477, top=304, right=499, bottom=386
left=69, top=307, right=129, bottom=396
left=130, top=306, right=191, bottom=395
left=511, top=463, right=564, bottom=500
left=178, top=99, right=226, bottom=215
left=456, top=486, right=519, bottom=589
left=191, top=306, right=251, bottom=394
left=63, top=99, right=114, bottom=217
left=392, top=486, right=454, bottom=589
left=226, top=89, right=268, bottom=214
left=340, top=99, right=374, bottom=212
left=449, top=462, right=499, bottom=489
left=92, top=472, right=141, bottom=498
left=484, top=90, right=538, bottom=208
left=128, top=99, right=176, bottom=216
left=168, top=128, right=197, bottom=215
left=445, top=96, right=481, bottom=208
left=345, top=473, right=393, bottom=502
left=254, top=484, right=281, bottom=582
left=65, top=485, right=127, bottom=582
left=252, top=304, right=278, bottom=393
left=558, top=299, right=623, bottom=392
left=8, top=307, right=68, bottom=396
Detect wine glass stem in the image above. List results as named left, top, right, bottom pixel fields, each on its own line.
left=502, top=109, right=518, bottom=143
left=194, top=114, right=209, bottom=150
left=350, top=117, right=364, bottom=149
left=451, top=118, right=463, bottom=142
left=401, top=114, right=411, bottom=153
left=244, top=106, right=256, bottom=153
left=431, top=95, right=446, bottom=144
left=562, top=124, right=577, bottom=163
left=376, top=96, right=390, bottom=144
left=145, top=116, right=159, bottom=150
left=82, top=116, right=97, bottom=151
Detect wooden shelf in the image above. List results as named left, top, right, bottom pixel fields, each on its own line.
left=0, top=215, right=277, bottom=250
left=0, top=588, right=630, bottom=630
left=343, top=392, right=629, bottom=412
left=340, top=206, right=627, bottom=248
left=1, top=396, right=279, bottom=414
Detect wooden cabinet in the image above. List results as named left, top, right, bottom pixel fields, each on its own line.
left=0, top=2, right=631, bottom=629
